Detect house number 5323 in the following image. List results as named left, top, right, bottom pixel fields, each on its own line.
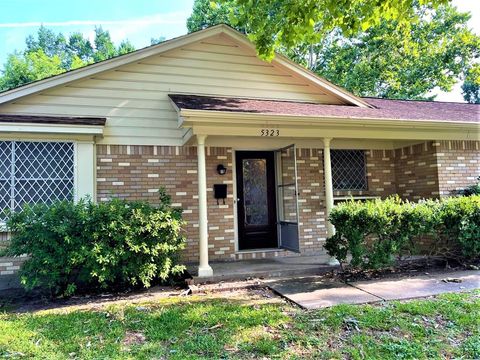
left=260, top=129, right=280, bottom=136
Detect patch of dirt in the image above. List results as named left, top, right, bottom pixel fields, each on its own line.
left=122, top=331, right=146, bottom=346
left=2, top=283, right=283, bottom=314
left=3, top=285, right=184, bottom=313
left=333, top=257, right=480, bottom=283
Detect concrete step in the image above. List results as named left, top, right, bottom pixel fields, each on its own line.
left=189, top=255, right=337, bottom=283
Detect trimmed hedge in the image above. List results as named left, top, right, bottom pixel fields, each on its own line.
left=5, top=189, right=186, bottom=296
left=324, top=195, right=480, bottom=269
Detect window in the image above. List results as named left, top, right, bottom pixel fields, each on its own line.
left=331, top=150, right=367, bottom=190
left=0, top=141, right=75, bottom=221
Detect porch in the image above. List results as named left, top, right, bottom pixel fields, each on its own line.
left=169, top=94, right=478, bottom=278
left=187, top=254, right=335, bottom=283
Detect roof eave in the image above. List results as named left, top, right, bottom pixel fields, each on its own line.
left=0, top=122, right=104, bottom=136
left=178, top=108, right=480, bottom=130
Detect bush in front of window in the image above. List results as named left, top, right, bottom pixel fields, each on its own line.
left=324, top=195, right=480, bottom=270
left=5, top=188, right=186, bottom=297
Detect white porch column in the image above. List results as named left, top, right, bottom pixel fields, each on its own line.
left=196, top=134, right=213, bottom=277
left=323, top=138, right=339, bottom=265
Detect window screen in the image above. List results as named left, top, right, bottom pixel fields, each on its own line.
left=331, top=150, right=367, bottom=190
left=0, top=141, right=74, bottom=221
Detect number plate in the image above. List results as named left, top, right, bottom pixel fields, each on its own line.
left=260, top=129, right=280, bottom=137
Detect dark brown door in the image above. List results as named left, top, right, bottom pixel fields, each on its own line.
left=236, top=151, right=278, bottom=250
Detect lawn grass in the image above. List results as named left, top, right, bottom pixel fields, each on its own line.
left=0, top=290, right=478, bottom=359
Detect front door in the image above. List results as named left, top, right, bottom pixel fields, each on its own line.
left=236, top=151, right=278, bottom=250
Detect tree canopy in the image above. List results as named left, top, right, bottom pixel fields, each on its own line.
left=187, top=0, right=232, bottom=33
left=187, top=0, right=480, bottom=102
left=0, top=26, right=137, bottom=91
left=462, top=64, right=480, bottom=104
left=215, top=0, right=451, bottom=60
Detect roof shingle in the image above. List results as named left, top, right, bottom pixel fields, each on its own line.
left=169, top=94, right=479, bottom=123
left=0, top=114, right=106, bottom=126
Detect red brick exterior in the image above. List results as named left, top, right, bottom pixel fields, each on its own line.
left=392, top=140, right=480, bottom=200
left=394, top=142, right=439, bottom=200
left=436, top=141, right=480, bottom=196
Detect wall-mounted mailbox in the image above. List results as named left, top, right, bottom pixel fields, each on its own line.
left=213, top=184, right=227, bottom=205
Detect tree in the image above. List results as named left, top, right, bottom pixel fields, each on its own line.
left=291, top=4, right=480, bottom=99
left=1, top=26, right=149, bottom=91
left=93, top=26, right=117, bottom=61
left=189, top=1, right=479, bottom=101
left=117, top=40, right=136, bottom=55
left=462, top=65, right=480, bottom=104
left=187, top=0, right=234, bottom=32
left=26, top=25, right=67, bottom=58
left=0, top=50, right=64, bottom=90
left=68, top=32, right=94, bottom=63
left=217, top=0, right=451, bottom=60
left=150, top=36, right=166, bottom=45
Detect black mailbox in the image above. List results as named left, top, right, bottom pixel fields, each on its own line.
left=213, top=184, right=227, bottom=204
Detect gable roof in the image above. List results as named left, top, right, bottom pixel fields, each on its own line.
left=0, top=24, right=370, bottom=108
left=169, top=94, right=480, bottom=124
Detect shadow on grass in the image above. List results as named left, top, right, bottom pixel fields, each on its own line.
left=1, top=296, right=292, bottom=359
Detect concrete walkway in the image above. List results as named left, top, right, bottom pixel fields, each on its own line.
left=268, top=270, right=480, bottom=309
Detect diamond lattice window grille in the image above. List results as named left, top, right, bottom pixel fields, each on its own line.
left=331, top=150, right=368, bottom=191
left=0, top=141, right=74, bottom=221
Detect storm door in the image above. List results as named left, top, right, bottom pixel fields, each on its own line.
left=275, top=144, right=300, bottom=252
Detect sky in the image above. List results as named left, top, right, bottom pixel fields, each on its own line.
left=0, top=0, right=194, bottom=64
left=0, top=0, right=478, bottom=102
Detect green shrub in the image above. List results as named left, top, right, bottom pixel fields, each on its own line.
left=324, top=197, right=436, bottom=269
left=5, top=189, right=186, bottom=296
left=437, top=195, right=480, bottom=259
left=325, top=195, right=480, bottom=270
left=457, top=176, right=480, bottom=196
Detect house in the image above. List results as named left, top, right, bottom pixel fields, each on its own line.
left=0, top=25, right=478, bottom=282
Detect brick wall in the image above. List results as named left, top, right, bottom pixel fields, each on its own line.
left=0, top=256, right=25, bottom=276
left=435, top=141, right=480, bottom=196
left=97, top=145, right=235, bottom=263
left=391, top=140, right=480, bottom=200
left=296, top=148, right=327, bottom=254
left=394, top=142, right=439, bottom=200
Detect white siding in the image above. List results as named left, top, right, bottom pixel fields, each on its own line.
left=0, top=34, right=345, bottom=146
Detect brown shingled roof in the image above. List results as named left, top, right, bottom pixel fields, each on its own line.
left=0, top=114, right=106, bottom=126
left=169, top=94, right=479, bottom=124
